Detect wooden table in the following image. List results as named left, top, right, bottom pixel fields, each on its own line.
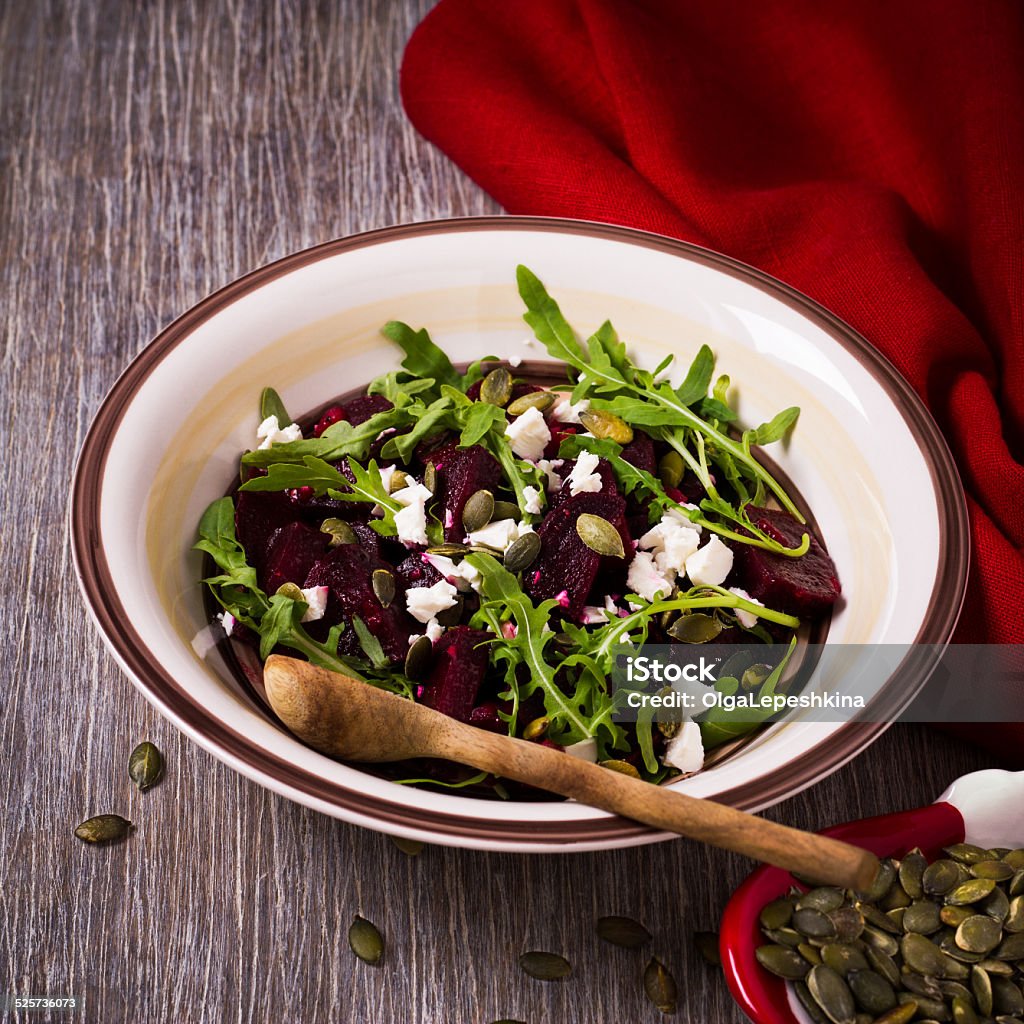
left=0, top=2, right=997, bottom=1021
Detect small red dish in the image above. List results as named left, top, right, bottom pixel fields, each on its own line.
left=720, top=769, right=1024, bottom=1023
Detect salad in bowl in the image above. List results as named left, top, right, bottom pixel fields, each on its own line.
left=195, top=266, right=841, bottom=794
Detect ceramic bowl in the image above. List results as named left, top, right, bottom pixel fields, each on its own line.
left=70, top=217, right=968, bottom=851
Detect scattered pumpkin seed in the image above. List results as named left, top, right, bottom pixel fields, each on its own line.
left=957, top=914, right=1004, bottom=953
left=491, top=500, right=521, bottom=522
left=799, top=888, right=847, bottom=914
left=952, top=994, right=979, bottom=1024
left=388, top=468, right=411, bottom=493
left=1005, top=850, right=1024, bottom=871
left=423, top=462, right=437, bottom=493
left=519, top=951, right=571, bottom=981
left=862, top=859, right=898, bottom=902
left=992, top=977, right=1024, bottom=1014
left=821, top=943, right=868, bottom=974
left=74, top=814, right=132, bottom=844
left=643, top=957, right=678, bottom=1014
left=462, top=489, right=495, bottom=533
left=972, top=860, right=1016, bottom=882
left=984, top=886, right=1012, bottom=922
left=595, top=915, right=651, bottom=949
left=794, top=908, right=839, bottom=940
left=971, top=965, right=994, bottom=1015
left=522, top=716, right=550, bottom=741
left=948, top=879, right=997, bottom=905
left=799, top=943, right=823, bottom=966
left=874, top=1004, right=918, bottom=1024
left=320, top=518, right=357, bottom=546
left=127, top=741, right=163, bottom=792
left=1006, top=896, right=1024, bottom=932
left=404, top=635, right=433, bottom=681
left=691, top=930, right=721, bottom=967
left=905, top=901, right=944, bottom=935
left=667, top=612, right=723, bottom=644
left=480, top=367, right=513, bottom=406
left=942, top=906, right=976, bottom=928
left=575, top=513, right=625, bottom=558
left=657, top=450, right=684, bottom=489
left=865, top=947, right=901, bottom=987
left=503, top=530, right=541, bottom=573
left=924, top=860, right=962, bottom=896
left=426, top=542, right=471, bottom=557
left=507, top=391, right=555, bottom=416
left=599, top=759, right=641, bottom=779
left=759, top=898, right=795, bottom=932
left=756, top=944, right=812, bottom=980
left=276, top=581, right=305, bottom=602
left=435, top=594, right=464, bottom=627
left=993, top=931, right=1024, bottom=960
left=807, top=964, right=856, bottom=1024
left=388, top=835, right=425, bottom=856
left=372, top=569, right=396, bottom=608
left=580, top=408, right=634, bottom=444
left=900, top=850, right=928, bottom=900
left=849, top=968, right=897, bottom=1014
left=946, top=844, right=992, bottom=865
left=348, top=915, right=384, bottom=965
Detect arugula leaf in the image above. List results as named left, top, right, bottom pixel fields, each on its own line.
left=381, top=320, right=463, bottom=390
left=259, top=387, right=292, bottom=427
left=352, top=616, right=389, bottom=669
left=258, top=593, right=308, bottom=660
left=380, top=396, right=454, bottom=462
left=744, top=406, right=800, bottom=446
left=673, top=345, right=715, bottom=407
left=238, top=455, right=350, bottom=495
left=516, top=265, right=588, bottom=365
left=367, top=371, right=438, bottom=404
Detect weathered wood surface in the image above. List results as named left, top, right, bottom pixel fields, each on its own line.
left=0, top=2, right=996, bottom=1021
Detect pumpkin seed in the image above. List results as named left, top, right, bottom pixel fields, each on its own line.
left=435, top=594, right=464, bottom=627
left=886, top=907, right=907, bottom=930
left=974, top=860, right=1016, bottom=882
left=948, top=879, right=997, bottom=906
left=942, top=906, right=976, bottom=928
left=643, top=957, right=678, bottom=1014
left=426, top=542, right=471, bottom=557
left=519, top=950, right=571, bottom=981
left=74, top=814, right=132, bottom=844
left=388, top=835, right=425, bottom=856
left=863, top=860, right=898, bottom=902
left=503, top=531, right=541, bottom=573
left=857, top=902, right=901, bottom=934
left=903, top=974, right=944, bottom=999
left=320, top=518, right=357, bottom=546
left=276, top=581, right=305, bottom=602
left=907, top=993, right=953, bottom=1020
left=951, top=994, right=980, bottom=1024
left=830, top=907, right=865, bottom=943
left=800, top=943, right=824, bottom=966
left=596, top=914, right=651, bottom=949
left=799, top=888, right=847, bottom=914
left=795, top=980, right=834, bottom=1024
left=759, top=898, right=795, bottom=931
left=940, top=980, right=974, bottom=1002
left=993, top=931, right=1024, bottom=960
left=925, top=860, right=963, bottom=896
left=983, top=886, right=1011, bottom=922
left=903, top=933, right=956, bottom=977
left=992, top=977, right=1024, bottom=1014
left=865, top=947, right=901, bottom=987
left=423, top=461, right=437, bottom=493
left=404, top=635, right=433, bottom=681
left=348, top=916, right=384, bottom=965
left=523, top=716, right=550, bottom=741
left=127, top=741, right=163, bottom=792
left=765, top=926, right=803, bottom=947
left=976, top=957, right=1015, bottom=975
left=507, top=391, right=555, bottom=416
left=372, top=569, right=396, bottom=608
left=667, top=612, right=723, bottom=644
left=900, top=850, right=929, bottom=900
left=873, top=1005, right=918, bottom=1024
left=957, top=915, right=1004, bottom=953
left=946, top=844, right=992, bottom=865
left=492, top=500, right=521, bottom=522
left=756, top=944, right=812, bottom=979
left=905, top=901, right=944, bottom=935
left=848, top=968, right=897, bottom=1014
left=881, top=884, right=913, bottom=911
left=863, top=926, right=899, bottom=957
left=575, top=513, right=625, bottom=557
left=1005, top=896, right=1024, bottom=932
left=599, top=759, right=642, bottom=779
left=658, top=450, right=684, bottom=489
left=1005, top=850, right=1024, bottom=871
left=795, top=908, right=839, bottom=940
left=941, top=934, right=985, bottom=966
left=807, top=964, right=857, bottom=1024
left=821, top=943, right=869, bottom=974
left=388, top=469, right=411, bottom=493
left=462, top=489, right=495, bottom=533
left=972, top=965, right=994, bottom=1016
left=480, top=366, right=513, bottom=407
left=580, top=408, right=633, bottom=444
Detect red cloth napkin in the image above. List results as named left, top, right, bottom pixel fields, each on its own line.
left=401, top=1, right=1024, bottom=759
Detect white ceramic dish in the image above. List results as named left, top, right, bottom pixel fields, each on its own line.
left=70, top=217, right=968, bottom=851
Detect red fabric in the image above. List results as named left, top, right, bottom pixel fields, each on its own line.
left=400, top=1, right=1024, bottom=756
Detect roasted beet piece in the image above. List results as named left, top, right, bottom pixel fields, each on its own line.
left=731, top=506, right=841, bottom=619
left=313, top=404, right=345, bottom=437
left=620, top=431, right=656, bottom=476
left=262, top=522, right=331, bottom=593
left=344, top=394, right=393, bottom=426
left=550, top=458, right=619, bottom=510
left=235, top=490, right=300, bottom=582
left=431, top=442, right=504, bottom=541
left=395, top=553, right=443, bottom=590
left=303, top=544, right=414, bottom=662
left=526, top=491, right=629, bottom=619
left=419, top=626, right=491, bottom=722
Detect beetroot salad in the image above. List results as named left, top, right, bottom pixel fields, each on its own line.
left=195, top=266, right=840, bottom=789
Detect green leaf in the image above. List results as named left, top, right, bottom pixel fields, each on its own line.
left=351, top=616, right=388, bottom=669
left=383, top=396, right=454, bottom=462
left=516, top=264, right=588, bottom=365
left=381, top=320, right=462, bottom=390
left=598, top=395, right=689, bottom=428
left=673, top=345, right=715, bottom=407
left=258, top=593, right=308, bottom=660
left=259, top=387, right=292, bottom=427
left=458, top=401, right=507, bottom=447
left=239, top=455, right=350, bottom=495
left=367, top=371, right=437, bottom=404
left=745, top=406, right=800, bottom=445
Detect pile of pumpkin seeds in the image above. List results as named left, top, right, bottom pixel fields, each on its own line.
left=755, top=844, right=1024, bottom=1023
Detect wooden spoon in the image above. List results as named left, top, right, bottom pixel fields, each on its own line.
left=264, top=654, right=880, bottom=890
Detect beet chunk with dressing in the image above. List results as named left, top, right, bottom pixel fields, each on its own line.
left=262, top=522, right=331, bottom=594
left=395, top=553, right=443, bottom=590
left=420, top=626, right=491, bottom=722
left=620, top=431, right=656, bottom=476
left=303, top=544, right=414, bottom=662
left=431, top=442, right=504, bottom=541
left=235, top=490, right=300, bottom=583
left=344, top=394, right=393, bottom=426
left=731, top=506, right=841, bottom=619
left=526, top=491, right=629, bottom=619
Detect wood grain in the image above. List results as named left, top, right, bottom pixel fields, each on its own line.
left=0, top=2, right=997, bottom=1022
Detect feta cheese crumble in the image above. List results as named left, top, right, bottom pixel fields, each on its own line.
left=409, top=619, right=445, bottom=645
left=685, top=534, right=734, bottom=587
left=504, top=405, right=551, bottom=461
left=256, top=415, right=302, bottom=450
left=729, top=586, right=764, bottom=629
left=536, top=458, right=565, bottom=492
left=466, top=518, right=533, bottom=553
left=639, top=514, right=702, bottom=577
left=567, top=450, right=603, bottom=495
left=377, top=465, right=398, bottom=493
left=627, top=550, right=674, bottom=602
left=508, top=354, right=523, bottom=367
left=551, top=393, right=589, bottom=425
left=299, top=586, right=329, bottom=622
left=522, top=485, right=544, bottom=515
left=663, top=720, right=705, bottom=774
left=405, top=579, right=459, bottom=624
left=581, top=594, right=621, bottom=625
left=392, top=482, right=433, bottom=546
left=216, top=611, right=235, bottom=637
left=424, top=553, right=482, bottom=594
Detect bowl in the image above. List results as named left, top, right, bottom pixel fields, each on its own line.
left=70, top=216, right=969, bottom=852
left=721, top=769, right=1024, bottom=1023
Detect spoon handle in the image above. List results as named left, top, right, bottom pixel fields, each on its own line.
left=434, top=720, right=880, bottom=891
